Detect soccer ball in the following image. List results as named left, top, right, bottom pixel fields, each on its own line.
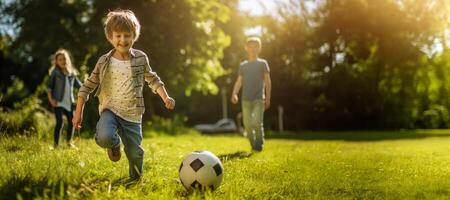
left=179, top=150, right=224, bottom=190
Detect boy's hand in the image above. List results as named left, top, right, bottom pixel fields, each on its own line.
left=164, top=97, right=175, bottom=110
left=231, top=94, right=239, bottom=104
left=264, top=99, right=271, bottom=110
left=72, top=112, right=83, bottom=129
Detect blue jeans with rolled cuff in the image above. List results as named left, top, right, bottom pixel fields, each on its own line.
left=95, top=109, right=144, bottom=179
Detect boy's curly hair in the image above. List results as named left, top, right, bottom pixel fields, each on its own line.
left=104, top=9, right=141, bottom=42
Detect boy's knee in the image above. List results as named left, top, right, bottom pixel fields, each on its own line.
left=95, top=128, right=118, bottom=148
left=95, top=134, right=113, bottom=148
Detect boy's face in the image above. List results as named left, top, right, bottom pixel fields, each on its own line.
left=109, top=31, right=135, bottom=54
left=245, top=42, right=261, bottom=57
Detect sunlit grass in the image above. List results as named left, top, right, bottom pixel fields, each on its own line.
left=1, top=130, right=450, bottom=199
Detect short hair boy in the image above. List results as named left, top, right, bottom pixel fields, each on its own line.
left=73, top=10, right=175, bottom=179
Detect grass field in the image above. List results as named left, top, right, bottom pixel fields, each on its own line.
left=2, top=130, right=450, bottom=199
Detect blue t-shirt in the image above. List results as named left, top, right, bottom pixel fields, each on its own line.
left=239, top=58, right=270, bottom=101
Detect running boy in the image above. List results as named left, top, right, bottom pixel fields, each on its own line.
left=72, top=10, right=175, bottom=179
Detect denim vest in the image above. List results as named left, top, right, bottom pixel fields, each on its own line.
left=47, top=68, right=82, bottom=103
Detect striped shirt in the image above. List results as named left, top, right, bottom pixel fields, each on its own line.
left=78, top=48, right=164, bottom=119
left=99, top=56, right=140, bottom=122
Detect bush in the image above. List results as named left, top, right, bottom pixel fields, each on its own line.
left=0, top=78, right=54, bottom=139
left=419, top=104, right=449, bottom=129
left=142, top=114, right=198, bottom=137
left=0, top=78, right=30, bottom=107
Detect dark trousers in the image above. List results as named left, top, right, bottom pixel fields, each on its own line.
left=54, top=107, right=74, bottom=146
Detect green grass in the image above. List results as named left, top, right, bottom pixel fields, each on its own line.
left=2, top=130, right=450, bottom=199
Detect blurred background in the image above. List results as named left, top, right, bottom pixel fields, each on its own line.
left=0, top=0, right=449, bottom=137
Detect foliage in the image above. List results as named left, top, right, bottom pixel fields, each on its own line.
left=419, top=104, right=449, bottom=129
left=1, top=0, right=231, bottom=95
left=0, top=78, right=54, bottom=138
left=142, top=114, right=198, bottom=137
left=1, top=0, right=450, bottom=129
left=1, top=0, right=233, bottom=131
left=256, top=0, right=450, bottom=129
left=0, top=77, right=29, bottom=107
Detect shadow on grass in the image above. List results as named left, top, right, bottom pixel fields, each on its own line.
left=265, top=130, right=450, bottom=142
left=218, top=151, right=253, bottom=163
left=175, top=188, right=216, bottom=199
left=110, top=177, right=142, bottom=188
left=5, top=145, right=22, bottom=153
left=0, top=175, right=112, bottom=199
left=0, top=176, right=67, bottom=199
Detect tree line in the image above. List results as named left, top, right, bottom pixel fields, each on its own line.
left=1, top=0, right=449, bottom=131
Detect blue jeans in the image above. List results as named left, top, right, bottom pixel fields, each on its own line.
left=242, top=100, right=265, bottom=151
left=95, top=109, right=144, bottom=179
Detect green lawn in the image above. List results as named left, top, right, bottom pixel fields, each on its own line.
left=2, top=130, right=450, bottom=199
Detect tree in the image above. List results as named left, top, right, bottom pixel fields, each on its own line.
left=1, top=0, right=232, bottom=129
left=257, top=0, right=450, bottom=129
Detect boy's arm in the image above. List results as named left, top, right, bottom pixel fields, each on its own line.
left=73, top=58, right=102, bottom=129
left=143, top=53, right=175, bottom=109
left=72, top=97, right=85, bottom=129
left=264, top=72, right=271, bottom=110
left=142, top=54, right=164, bottom=94
left=78, top=58, right=102, bottom=101
left=231, top=75, right=242, bottom=104
left=156, top=86, right=175, bottom=110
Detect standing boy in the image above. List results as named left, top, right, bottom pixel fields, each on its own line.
left=72, top=10, right=175, bottom=180
left=231, top=37, right=271, bottom=152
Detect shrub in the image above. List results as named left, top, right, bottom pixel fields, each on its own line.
left=0, top=78, right=54, bottom=138
left=419, top=104, right=449, bottom=128
left=142, top=114, right=198, bottom=137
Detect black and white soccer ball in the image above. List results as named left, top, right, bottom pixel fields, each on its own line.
left=179, top=150, right=224, bottom=190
